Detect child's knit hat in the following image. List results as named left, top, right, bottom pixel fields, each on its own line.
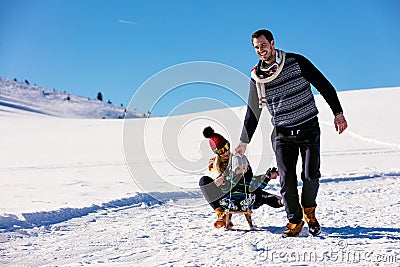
left=203, top=126, right=229, bottom=154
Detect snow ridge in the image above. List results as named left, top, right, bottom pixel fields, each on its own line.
left=0, top=77, right=147, bottom=119
left=319, top=120, right=400, bottom=150
left=0, top=193, right=161, bottom=232
left=0, top=190, right=205, bottom=232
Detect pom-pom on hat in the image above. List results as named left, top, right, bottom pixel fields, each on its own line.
left=203, top=126, right=230, bottom=155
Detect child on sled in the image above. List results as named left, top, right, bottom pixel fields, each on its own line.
left=199, top=126, right=283, bottom=228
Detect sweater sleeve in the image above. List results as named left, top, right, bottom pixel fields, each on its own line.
left=294, top=53, right=343, bottom=116
left=251, top=174, right=271, bottom=190
left=240, top=79, right=262, bottom=143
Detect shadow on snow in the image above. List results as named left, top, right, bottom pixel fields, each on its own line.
left=261, top=225, right=400, bottom=240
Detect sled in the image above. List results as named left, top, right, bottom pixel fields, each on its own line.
left=224, top=208, right=253, bottom=229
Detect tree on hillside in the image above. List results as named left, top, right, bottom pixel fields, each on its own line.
left=25, top=79, right=30, bottom=85
left=97, top=92, right=103, bottom=102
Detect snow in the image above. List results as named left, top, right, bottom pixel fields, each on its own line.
left=1, top=82, right=400, bottom=266
left=0, top=77, right=148, bottom=119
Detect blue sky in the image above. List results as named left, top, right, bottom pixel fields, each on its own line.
left=1, top=0, right=399, bottom=116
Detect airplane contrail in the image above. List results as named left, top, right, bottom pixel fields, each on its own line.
left=118, top=19, right=138, bottom=25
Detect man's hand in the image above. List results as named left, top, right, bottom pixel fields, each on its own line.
left=235, top=142, right=247, bottom=156
left=334, top=113, right=348, bottom=134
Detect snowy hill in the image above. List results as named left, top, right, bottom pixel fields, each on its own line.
left=0, top=77, right=148, bottom=119
left=1, top=86, right=400, bottom=266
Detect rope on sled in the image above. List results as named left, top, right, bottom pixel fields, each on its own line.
left=226, top=155, right=253, bottom=212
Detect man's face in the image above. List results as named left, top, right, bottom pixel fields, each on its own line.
left=252, top=35, right=275, bottom=63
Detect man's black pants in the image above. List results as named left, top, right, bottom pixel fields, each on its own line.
left=272, top=118, right=321, bottom=224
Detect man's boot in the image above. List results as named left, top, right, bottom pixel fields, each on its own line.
left=303, top=206, right=321, bottom=236
left=281, top=221, right=304, bottom=237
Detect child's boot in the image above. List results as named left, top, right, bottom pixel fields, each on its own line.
left=213, top=207, right=226, bottom=228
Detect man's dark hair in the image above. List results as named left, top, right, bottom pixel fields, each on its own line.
left=251, top=29, right=274, bottom=44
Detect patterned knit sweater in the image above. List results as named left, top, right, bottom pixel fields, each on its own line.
left=240, top=51, right=343, bottom=143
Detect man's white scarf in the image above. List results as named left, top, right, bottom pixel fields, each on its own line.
left=251, top=49, right=286, bottom=108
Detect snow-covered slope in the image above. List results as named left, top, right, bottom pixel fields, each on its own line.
left=0, top=77, right=147, bottom=119
left=1, top=86, right=400, bottom=266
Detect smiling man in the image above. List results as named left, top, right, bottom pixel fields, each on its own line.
left=236, top=29, right=348, bottom=237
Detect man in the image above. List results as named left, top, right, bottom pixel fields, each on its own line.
left=235, top=29, right=348, bottom=237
